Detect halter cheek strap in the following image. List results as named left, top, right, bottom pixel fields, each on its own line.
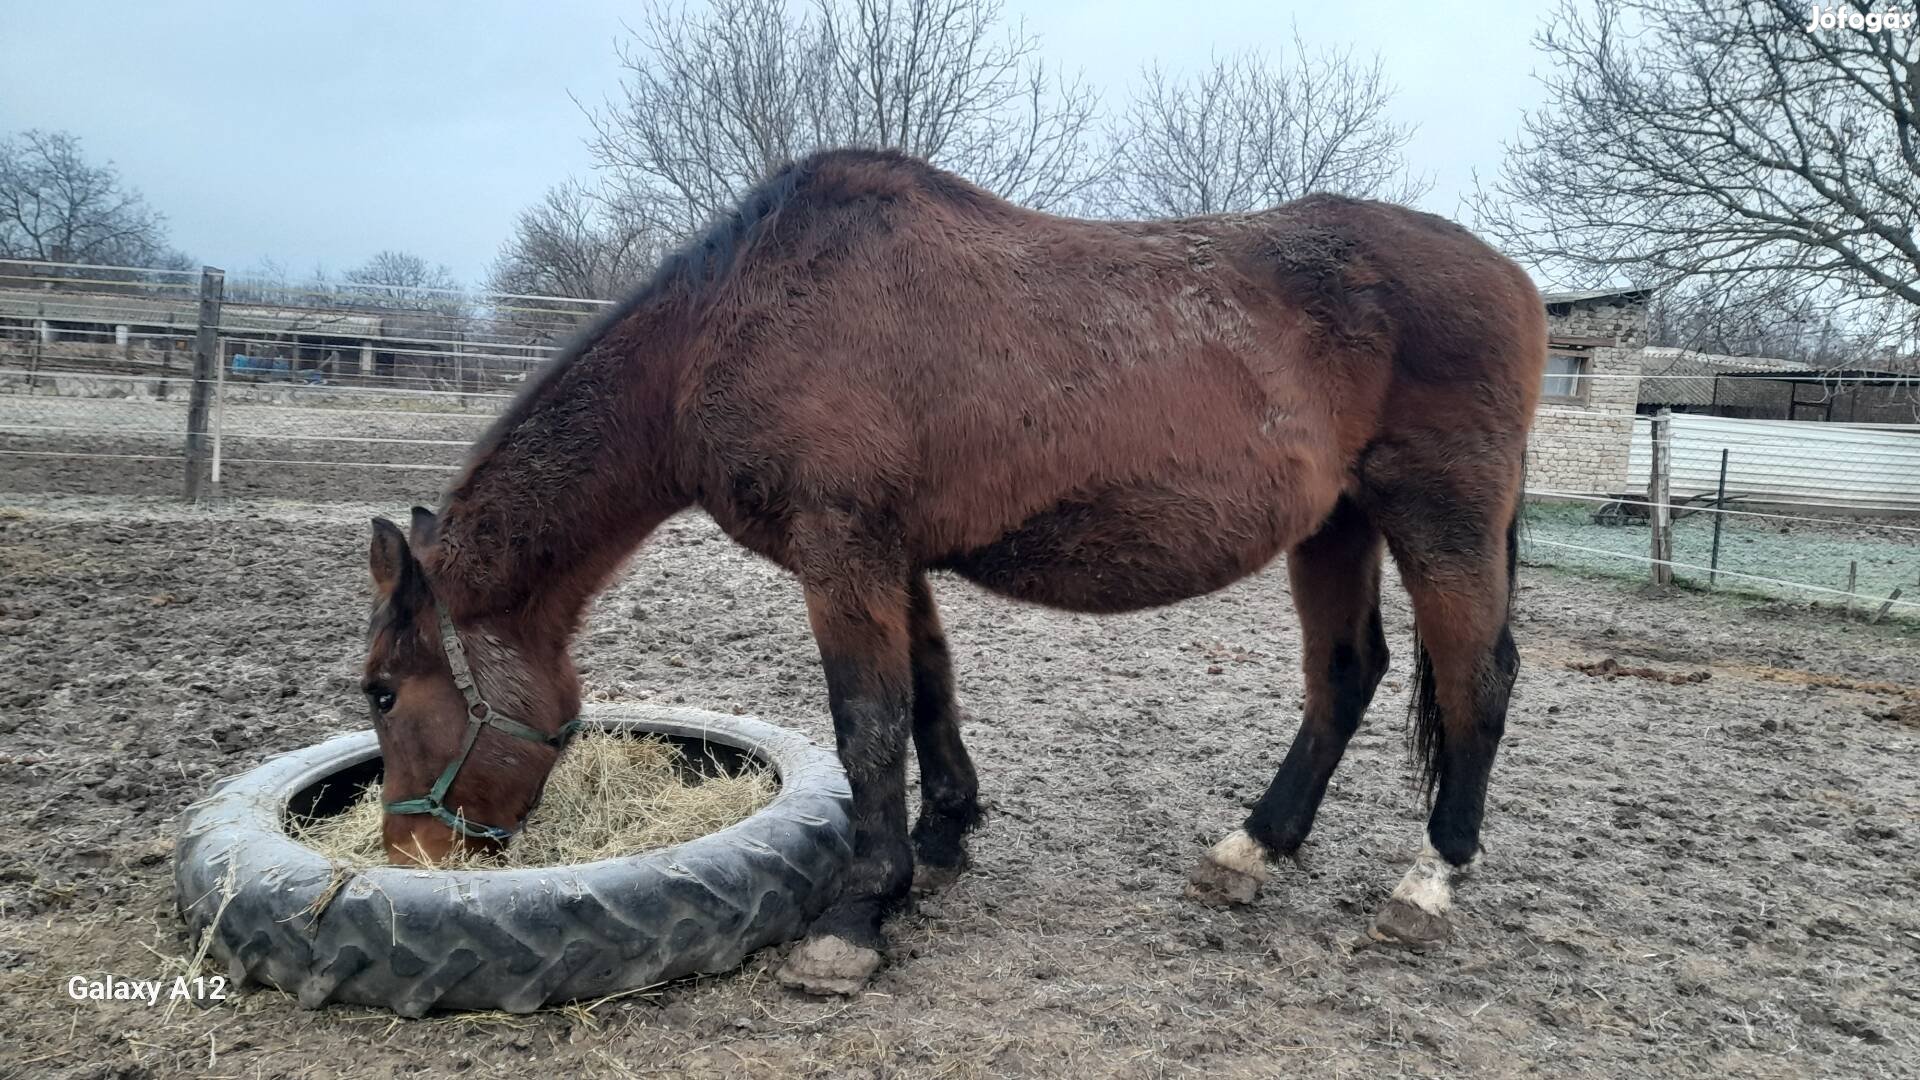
left=382, top=605, right=582, bottom=842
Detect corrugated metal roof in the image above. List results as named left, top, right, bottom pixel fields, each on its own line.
left=1638, top=348, right=1813, bottom=406
left=1540, top=286, right=1654, bottom=306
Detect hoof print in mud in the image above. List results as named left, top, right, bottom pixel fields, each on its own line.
left=1367, top=899, right=1453, bottom=950
left=775, top=935, right=884, bottom=996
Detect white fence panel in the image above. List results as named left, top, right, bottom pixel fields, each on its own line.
left=1627, top=413, right=1920, bottom=510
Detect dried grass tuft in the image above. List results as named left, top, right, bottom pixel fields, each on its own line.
left=289, top=733, right=777, bottom=869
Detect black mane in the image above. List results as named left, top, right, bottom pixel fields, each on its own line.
left=449, top=155, right=837, bottom=500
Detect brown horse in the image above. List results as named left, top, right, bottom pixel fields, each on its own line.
left=361, top=148, right=1544, bottom=995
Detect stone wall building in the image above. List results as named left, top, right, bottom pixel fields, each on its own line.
left=1527, top=287, right=1652, bottom=495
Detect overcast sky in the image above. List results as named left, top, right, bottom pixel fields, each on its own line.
left=2, top=1, right=1551, bottom=286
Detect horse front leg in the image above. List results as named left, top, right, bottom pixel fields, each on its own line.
left=1189, top=497, right=1387, bottom=905
left=775, top=575, right=915, bottom=996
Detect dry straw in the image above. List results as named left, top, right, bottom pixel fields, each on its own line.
left=290, top=733, right=777, bottom=869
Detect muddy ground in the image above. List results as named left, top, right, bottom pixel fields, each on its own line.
left=1, top=486, right=1917, bottom=1079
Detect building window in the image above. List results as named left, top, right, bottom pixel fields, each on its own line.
left=1543, top=350, right=1589, bottom=401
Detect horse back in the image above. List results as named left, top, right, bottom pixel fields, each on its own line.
left=676, top=152, right=1544, bottom=600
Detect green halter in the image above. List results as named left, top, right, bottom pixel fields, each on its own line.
left=383, top=605, right=582, bottom=842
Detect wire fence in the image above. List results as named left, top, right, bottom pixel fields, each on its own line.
left=0, top=258, right=610, bottom=503
left=1523, top=410, right=1920, bottom=622
left=3, top=258, right=1916, bottom=622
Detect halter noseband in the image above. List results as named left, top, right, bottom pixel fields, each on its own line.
left=382, top=605, right=582, bottom=842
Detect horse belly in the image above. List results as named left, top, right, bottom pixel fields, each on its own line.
left=940, top=479, right=1303, bottom=613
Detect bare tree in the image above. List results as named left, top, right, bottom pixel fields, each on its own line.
left=1470, top=0, right=1920, bottom=354
left=1099, top=39, right=1430, bottom=218
left=487, top=179, right=666, bottom=346
left=810, top=0, right=1100, bottom=209
left=0, top=129, right=185, bottom=267
left=488, top=180, right=663, bottom=302
left=584, top=0, right=1101, bottom=238
left=1648, top=279, right=1871, bottom=367
left=341, top=250, right=469, bottom=316
left=225, top=256, right=296, bottom=305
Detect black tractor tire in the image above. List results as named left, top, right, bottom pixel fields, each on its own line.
left=173, top=704, right=852, bottom=1016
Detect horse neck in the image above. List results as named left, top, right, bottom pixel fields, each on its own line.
left=426, top=308, right=693, bottom=642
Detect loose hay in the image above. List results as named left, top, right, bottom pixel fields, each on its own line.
left=289, top=733, right=778, bottom=869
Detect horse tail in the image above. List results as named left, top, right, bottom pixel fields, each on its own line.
left=1407, top=467, right=1523, bottom=801
left=1408, top=632, right=1442, bottom=801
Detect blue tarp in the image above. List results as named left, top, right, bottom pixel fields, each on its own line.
left=231, top=354, right=327, bottom=383
left=231, top=354, right=294, bottom=379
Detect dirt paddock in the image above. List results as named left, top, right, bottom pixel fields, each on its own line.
left=1, top=483, right=1916, bottom=1079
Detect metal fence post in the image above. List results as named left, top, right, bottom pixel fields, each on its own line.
left=184, top=266, right=225, bottom=501
left=27, top=301, right=44, bottom=391
left=1708, top=448, right=1729, bottom=587
left=211, top=334, right=227, bottom=486
left=1648, top=408, right=1673, bottom=586
left=157, top=314, right=174, bottom=400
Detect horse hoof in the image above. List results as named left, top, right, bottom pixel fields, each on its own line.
left=775, top=934, right=883, bottom=996
left=1368, top=898, right=1452, bottom=950
left=911, top=861, right=965, bottom=896
left=1185, top=853, right=1265, bottom=907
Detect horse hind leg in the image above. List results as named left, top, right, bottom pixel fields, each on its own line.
left=906, top=573, right=982, bottom=894
left=1188, top=497, right=1389, bottom=905
left=1358, top=444, right=1523, bottom=948
left=1368, top=579, right=1517, bottom=948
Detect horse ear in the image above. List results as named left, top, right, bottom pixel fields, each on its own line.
left=369, top=517, right=415, bottom=597
left=409, top=506, right=439, bottom=550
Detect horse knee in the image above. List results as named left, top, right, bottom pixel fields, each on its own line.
left=1324, top=610, right=1388, bottom=737
left=1455, top=624, right=1519, bottom=741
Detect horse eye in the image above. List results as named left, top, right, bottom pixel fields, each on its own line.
left=369, top=688, right=396, bottom=714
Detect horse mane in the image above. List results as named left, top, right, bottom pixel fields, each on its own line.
left=450, top=148, right=980, bottom=496
left=450, top=157, right=824, bottom=491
